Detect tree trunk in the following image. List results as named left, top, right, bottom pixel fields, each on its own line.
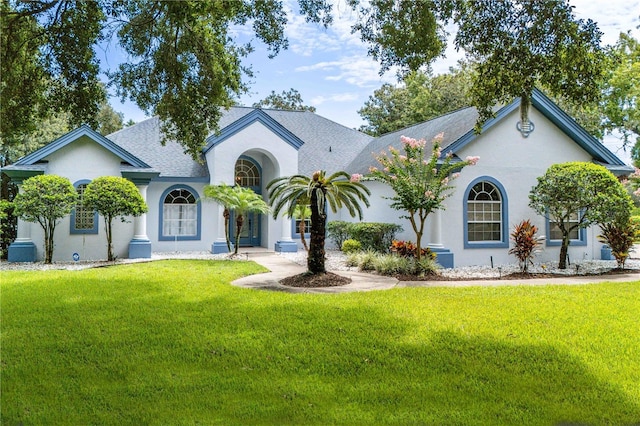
left=106, top=218, right=114, bottom=261
left=234, top=214, right=243, bottom=255
left=43, top=221, right=54, bottom=264
left=559, top=234, right=570, bottom=269
left=298, top=217, right=308, bottom=251
left=308, top=186, right=326, bottom=274
left=223, top=208, right=231, bottom=251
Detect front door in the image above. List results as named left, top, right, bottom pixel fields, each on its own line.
left=232, top=156, right=262, bottom=247
left=231, top=211, right=261, bottom=247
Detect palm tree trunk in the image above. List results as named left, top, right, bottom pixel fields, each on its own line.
left=223, top=208, right=231, bottom=251
left=308, top=186, right=326, bottom=274
left=234, top=214, right=243, bottom=255
left=298, top=218, right=309, bottom=251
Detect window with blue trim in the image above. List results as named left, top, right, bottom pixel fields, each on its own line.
left=70, top=181, right=98, bottom=234
left=163, top=189, right=197, bottom=237
left=546, top=211, right=587, bottom=246
left=463, top=177, right=508, bottom=248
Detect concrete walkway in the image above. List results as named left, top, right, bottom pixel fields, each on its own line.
left=231, top=250, right=640, bottom=293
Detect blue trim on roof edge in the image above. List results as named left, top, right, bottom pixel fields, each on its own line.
left=203, top=109, right=304, bottom=154
left=444, top=89, right=627, bottom=167
left=15, top=125, right=151, bottom=168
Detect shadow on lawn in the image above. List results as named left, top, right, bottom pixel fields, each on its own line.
left=213, top=300, right=640, bottom=424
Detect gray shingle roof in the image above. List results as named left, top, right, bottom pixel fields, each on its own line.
left=107, top=107, right=373, bottom=178
left=346, top=107, right=480, bottom=175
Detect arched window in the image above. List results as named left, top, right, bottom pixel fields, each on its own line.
left=235, top=157, right=260, bottom=189
left=70, top=180, right=98, bottom=234
left=159, top=186, right=201, bottom=240
left=464, top=177, right=508, bottom=248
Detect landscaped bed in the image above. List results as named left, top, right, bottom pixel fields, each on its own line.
left=2, top=259, right=639, bottom=424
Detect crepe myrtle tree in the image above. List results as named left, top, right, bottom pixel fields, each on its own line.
left=529, top=162, right=632, bottom=269
left=12, top=174, right=78, bottom=263
left=368, top=133, right=478, bottom=261
left=268, top=171, right=371, bottom=274
left=83, top=176, right=148, bottom=261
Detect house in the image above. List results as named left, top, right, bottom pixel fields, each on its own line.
left=3, top=89, right=633, bottom=267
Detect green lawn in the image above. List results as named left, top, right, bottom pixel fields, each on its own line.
left=1, top=260, right=639, bottom=425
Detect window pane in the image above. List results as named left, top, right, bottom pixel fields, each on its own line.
left=163, top=189, right=197, bottom=237
left=467, top=181, right=502, bottom=242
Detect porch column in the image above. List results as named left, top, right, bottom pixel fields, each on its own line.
left=211, top=205, right=231, bottom=254
left=128, top=184, right=152, bottom=258
left=8, top=184, right=37, bottom=262
left=275, top=216, right=297, bottom=252
left=428, top=209, right=443, bottom=248
left=428, top=208, right=454, bottom=268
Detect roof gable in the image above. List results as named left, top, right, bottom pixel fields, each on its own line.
left=446, top=89, right=628, bottom=167
left=203, top=109, right=305, bottom=154
left=15, top=124, right=151, bottom=168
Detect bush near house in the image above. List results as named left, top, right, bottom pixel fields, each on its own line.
left=509, top=220, right=543, bottom=273
left=328, top=221, right=403, bottom=253
left=12, top=175, right=78, bottom=263
left=341, top=239, right=362, bottom=253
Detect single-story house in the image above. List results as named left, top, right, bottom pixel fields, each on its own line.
left=3, top=89, right=633, bottom=267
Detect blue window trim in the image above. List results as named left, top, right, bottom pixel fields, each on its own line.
left=70, top=179, right=99, bottom=234
left=236, top=155, right=262, bottom=194
left=159, top=184, right=202, bottom=241
left=544, top=212, right=587, bottom=247
left=291, top=217, right=311, bottom=238
left=463, top=176, right=509, bottom=249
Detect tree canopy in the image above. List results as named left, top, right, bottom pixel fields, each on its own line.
left=1, top=0, right=616, bottom=159
left=252, top=89, right=316, bottom=112
left=528, top=162, right=632, bottom=269
left=358, top=65, right=472, bottom=136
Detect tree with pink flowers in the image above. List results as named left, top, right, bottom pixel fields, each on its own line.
left=368, top=133, right=478, bottom=261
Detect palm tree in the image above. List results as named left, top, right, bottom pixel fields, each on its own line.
left=205, top=184, right=270, bottom=254
left=293, top=203, right=311, bottom=251
left=267, top=170, right=370, bottom=274
left=203, top=183, right=235, bottom=251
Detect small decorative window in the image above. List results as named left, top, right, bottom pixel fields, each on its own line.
left=162, top=188, right=198, bottom=239
left=70, top=181, right=98, bottom=234
left=235, top=158, right=260, bottom=188
left=463, top=177, right=509, bottom=248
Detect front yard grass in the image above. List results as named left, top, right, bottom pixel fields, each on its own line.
left=1, top=260, right=639, bottom=425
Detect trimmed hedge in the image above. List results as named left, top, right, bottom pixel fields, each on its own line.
left=328, top=221, right=403, bottom=253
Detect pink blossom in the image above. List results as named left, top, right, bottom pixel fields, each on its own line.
left=441, top=177, right=449, bottom=185
left=369, top=166, right=378, bottom=173
left=452, top=173, right=460, bottom=179
left=384, top=167, right=390, bottom=172
left=465, top=155, right=480, bottom=166
left=635, top=188, right=640, bottom=197
left=424, top=190, right=435, bottom=199
left=350, top=173, right=363, bottom=183
left=432, top=168, right=438, bottom=174
left=446, top=151, right=453, bottom=158
left=399, top=155, right=407, bottom=161
left=433, top=132, right=444, bottom=142
left=434, top=147, right=442, bottom=157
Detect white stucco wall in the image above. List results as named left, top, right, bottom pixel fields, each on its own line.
left=358, top=107, right=608, bottom=267
left=203, top=121, right=299, bottom=251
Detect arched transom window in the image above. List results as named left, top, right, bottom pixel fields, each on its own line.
left=235, top=158, right=260, bottom=188
left=467, top=181, right=502, bottom=242
left=163, top=188, right=197, bottom=237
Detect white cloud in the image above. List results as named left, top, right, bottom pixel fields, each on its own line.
left=295, top=56, right=396, bottom=88
left=311, top=92, right=360, bottom=105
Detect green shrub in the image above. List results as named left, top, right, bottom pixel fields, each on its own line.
left=356, top=249, right=379, bottom=271
left=341, top=239, right=362, bottom=253
left=414, top=256, right=440, bottom=275
left=327, top=221, right=351, bottom=248
left=373, top=254, right=412, bottom=275
left=349, top=222, right=403, bottom=253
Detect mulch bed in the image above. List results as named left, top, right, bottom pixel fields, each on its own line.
left=280, top=272, right=352, bottom=288
left=397, top=268, right=639, bottom=281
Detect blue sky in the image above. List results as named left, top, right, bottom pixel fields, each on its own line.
left=100, top=0, right=640, bottom=163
